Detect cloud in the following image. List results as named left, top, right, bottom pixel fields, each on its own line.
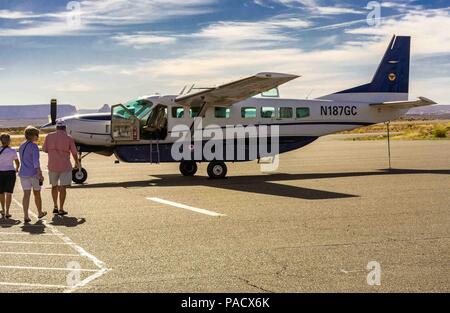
left=183, top=16, right=311, bottom=49
left=96, top=7, right=450, bottom=102
left=112, top=33, right=177, bottom=48
left=346, top=8, right=450, bottom=55
left=45, top=82, right=95, bottom=92
left=0, top=9, right=40, bottom=19
left=254, top=0, right=364, bottom=15
left=0, top=0, right=216, bottom=36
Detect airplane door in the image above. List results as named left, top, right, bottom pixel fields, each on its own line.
left=111, top=104, right=140, bottom=142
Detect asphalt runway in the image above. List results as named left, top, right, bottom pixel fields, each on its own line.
left=1, top=135, right=449, bottom=292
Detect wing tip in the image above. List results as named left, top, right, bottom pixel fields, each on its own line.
left=255, top=72, right=300, bottom=79
left=418, top=96, right=437, bottom=105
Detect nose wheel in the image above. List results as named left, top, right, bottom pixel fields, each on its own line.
left=207, top=161, right=227, bottom=179
left=72, top=168, right=88, bottom=184
left=72, top=151, right=89, bottom=184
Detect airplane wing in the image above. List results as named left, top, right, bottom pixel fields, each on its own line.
left=370, top=97, right=436, bottom=109
left=175, top=72, right=300, bottom=109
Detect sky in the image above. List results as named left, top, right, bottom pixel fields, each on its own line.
left=0, top=0, right=449, bottom=109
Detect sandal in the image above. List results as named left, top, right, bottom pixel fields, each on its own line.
left=5, top=214, right=11, bottom=219
left=24, top=218, right=31, bottom=224
left=38, top=211, right=48, bottom=219
left=58, top=209, right=68, bottom=216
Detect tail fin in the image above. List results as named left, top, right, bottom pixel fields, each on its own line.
left=320, top=35, right=411, bottom=102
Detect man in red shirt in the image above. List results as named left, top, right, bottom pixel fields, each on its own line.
left=43, top=120, right=80, bottom=215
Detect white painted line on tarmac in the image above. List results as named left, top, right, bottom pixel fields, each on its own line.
left=0, top=282, right=65, bottom=289
left=0, top=251, right=79, bottom=257
left=12, top=198, right=111, bottom=293
left=147, top=197, right=226, bottom=217
left=0, top=241, right=69, bottom=245
left=0, top=265, right=98, bottom=272
left=0, top=232, right=62, bottom=236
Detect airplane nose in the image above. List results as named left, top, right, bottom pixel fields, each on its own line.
left=40, top=122, right=56, bottom=131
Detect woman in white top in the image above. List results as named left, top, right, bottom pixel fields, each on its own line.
left=0, top=133, right=20, bottom=219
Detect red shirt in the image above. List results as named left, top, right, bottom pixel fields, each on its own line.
left=43, top=131, right=77, bottom=172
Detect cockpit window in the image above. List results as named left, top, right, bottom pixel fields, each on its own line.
left=123, top=99, right=153, bottom=120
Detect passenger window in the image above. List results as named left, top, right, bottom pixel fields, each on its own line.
left=215, top=107, right=230, bottom=118
left=261, top=107, right=275, bottom=118
left=279, top=107, right=293, bottom=119
left=241, top=107, right=257, bottom=119
left=190, top=106, right=201, bottom=118
left=172, top=107, right=184, bottom=118
left=296, top=107, right=310, bottom=118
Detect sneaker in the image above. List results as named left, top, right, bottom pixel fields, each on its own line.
left=58, top=209, right=68, bottom=216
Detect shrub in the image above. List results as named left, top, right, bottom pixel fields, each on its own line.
left=433, top=124, right=447, bottom=138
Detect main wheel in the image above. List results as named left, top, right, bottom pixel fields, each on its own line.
left=179, top=161, right=198, bottom=176
left=207, top=161, right=227, bottom=179
left=72, top=168, right=88, bottom=184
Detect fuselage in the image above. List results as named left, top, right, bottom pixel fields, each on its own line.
left=60, top=95, right=407, bottom=145
left=49, top=94, right=408, bottom=163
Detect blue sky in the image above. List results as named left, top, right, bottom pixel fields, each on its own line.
left=0, top=0, right=449, bottom=108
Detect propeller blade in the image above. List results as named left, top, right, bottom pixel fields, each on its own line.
left=50, top=99, right=57, bottom=125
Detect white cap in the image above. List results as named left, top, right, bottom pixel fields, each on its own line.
left=56, top=119, right=66, bottom=127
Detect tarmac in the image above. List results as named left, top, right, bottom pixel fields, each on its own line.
left=0, top=135, right=449, bottom=292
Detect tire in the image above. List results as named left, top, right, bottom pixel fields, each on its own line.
left=72, top=168, right=88, bottom=184
left=179, top=161, right=198, bottom=176
left=207, top=161, right=227, bottom=179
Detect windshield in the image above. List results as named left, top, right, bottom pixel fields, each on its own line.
left=122, top=99, right=153, bottom=119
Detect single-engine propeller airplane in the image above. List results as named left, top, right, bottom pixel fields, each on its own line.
left=41, top=35, right=435, bottom=184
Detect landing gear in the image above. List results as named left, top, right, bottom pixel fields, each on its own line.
left=179, top=161, right=198, bottom=176
left=72, top=168, right=88, bottom=184
left=72, top=151, right=89, bottom=184
left=207, top=161, right=227, bottom=179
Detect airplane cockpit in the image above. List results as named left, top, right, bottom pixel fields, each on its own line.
left=111, top=98, right=168, bottom=142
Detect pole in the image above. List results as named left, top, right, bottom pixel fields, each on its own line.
left=386, top=121, right=391, bottom=170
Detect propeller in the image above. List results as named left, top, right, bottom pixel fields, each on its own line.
left=50, top=99, right=57, bottom=125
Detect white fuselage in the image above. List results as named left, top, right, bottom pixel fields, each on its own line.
left=60, top=94, right=408, bottom=148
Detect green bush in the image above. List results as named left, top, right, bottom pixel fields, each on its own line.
left=433, top=124, right=447, bottom=138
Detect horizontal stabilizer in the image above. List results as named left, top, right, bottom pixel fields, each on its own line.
left=370, top=97, right=436, bottom=109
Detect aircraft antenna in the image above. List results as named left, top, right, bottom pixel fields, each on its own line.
left=179, top=85, right=187, bottom=95
left=385, top=121, right=392, bottom=170
left=306, top=89, right=314, bottom=100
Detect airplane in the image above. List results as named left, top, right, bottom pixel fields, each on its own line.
left=41, top=35, right=436, bottom=184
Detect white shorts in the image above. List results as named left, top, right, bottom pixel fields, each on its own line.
left=49, top=171, right=72, bottom=187
left=20, top=176, right=41, bottom=191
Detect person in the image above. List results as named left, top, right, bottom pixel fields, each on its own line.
left=19, top=126, right=47, bottom=223
left=43, top=120, right=80, bottom=215
left=0, top=133, right=20, bottom=219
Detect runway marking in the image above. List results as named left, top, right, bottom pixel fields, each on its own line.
left=0, top=241, right=69, bottom=245
left=0, top=251, right=79, bottom=257
left=0, top=265, right=98, bottom=272
left=0, top=232, right=62, bottom=236
left=147, top=197, right=226, bottom=217
left=11, top=199, right=111, bottom=293
left=0, top=282, right=65, bottom=289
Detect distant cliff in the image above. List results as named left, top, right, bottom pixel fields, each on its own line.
left=0, top=104, right=77, bottom=119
